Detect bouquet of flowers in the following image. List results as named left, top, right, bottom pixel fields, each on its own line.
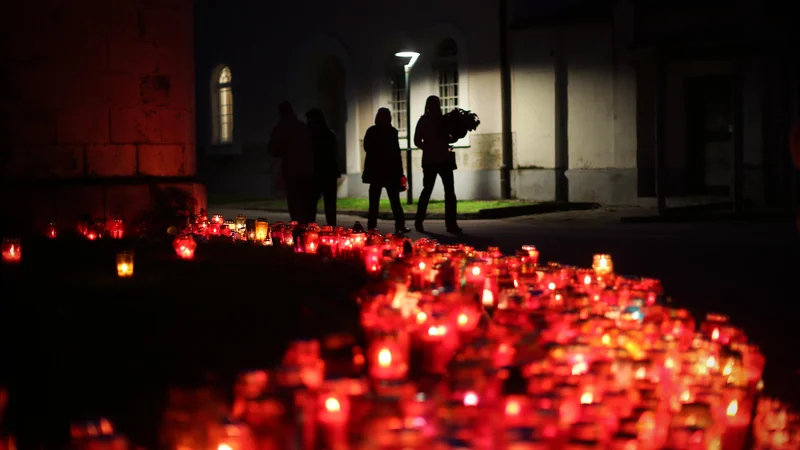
left=443, top=108, right=481, bottom=141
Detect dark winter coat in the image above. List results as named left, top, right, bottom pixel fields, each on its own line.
left=362, top=124, right=403, bottom=187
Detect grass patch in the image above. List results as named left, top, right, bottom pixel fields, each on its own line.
left=211, top=196, right=537, bottom=214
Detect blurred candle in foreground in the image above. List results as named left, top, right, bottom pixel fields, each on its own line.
left=1, top=238, right=21, bottom=264
left=173, top=234, right=197, bottom=260
left=592, top=253, right=613, bottom=276
left=116, top=251, right=134, bottom=277
left=255, top=218, right=270, bottom=243
left=45, top=222, right=58, bottom=239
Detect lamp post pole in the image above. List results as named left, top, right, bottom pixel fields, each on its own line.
left=405, top=66, right=413, bottom=204
left=396, top=51, right=419, bottom=204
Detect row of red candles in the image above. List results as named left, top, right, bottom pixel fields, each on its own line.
left=3, top=214, right=799, bottom=450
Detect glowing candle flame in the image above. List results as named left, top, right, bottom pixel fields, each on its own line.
left=712, top=328, right=720, bottom=340
left=457, top=313, right=469, bottom=326
left=377, top=348, right=392, bottom=367
left=471, top=266, right=481, bottom=276
left=218, top=445, right=232, bottom=450
left=418, top=261, right=426, bottom=270
left=580, top=392, right=593, bottom=404
left=325, top=397, right=341, bottom=412
left=505, top=399, right=520, bottom=416
left=727, top=399, right=738, bottom=417
left=463, top=391, right=478, bottom=406
left=416, top=311, right=427, bottom=324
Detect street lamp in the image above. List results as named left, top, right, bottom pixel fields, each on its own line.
left=395, top=51, right=419, bottom=204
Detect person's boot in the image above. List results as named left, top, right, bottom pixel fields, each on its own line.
left=446, top=224, right=463, bottom=235
left=414, top=221, right=425, bottom=233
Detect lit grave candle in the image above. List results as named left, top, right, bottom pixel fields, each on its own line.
left=116, top=251, right=134, bottom=277
left=1, top=238, right=21, bottom=264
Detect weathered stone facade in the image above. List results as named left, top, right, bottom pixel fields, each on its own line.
left=0, top=0, right=203, bottom=233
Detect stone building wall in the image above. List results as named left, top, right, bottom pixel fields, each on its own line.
left=0, top=0, right=203, bottom=234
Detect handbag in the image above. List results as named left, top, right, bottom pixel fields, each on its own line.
left=399, top=175, right=407, bottom=192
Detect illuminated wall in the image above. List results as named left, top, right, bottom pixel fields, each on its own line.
left=197, top=0, right=505, bottom=201
left=196, top=0, right=789, bottom=205
left=0, top=0, right=203, bottom=233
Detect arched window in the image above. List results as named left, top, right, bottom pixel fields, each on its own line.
left=215, top=66, right=233, bottom=144
left=436, top=38, right=459, bottom=114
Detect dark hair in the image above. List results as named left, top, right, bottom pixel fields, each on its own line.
left=424, top=95, right=441, bottom=115
left=306, top=108, right=326, bottom=126
left=375, top=107, right=391, bottom=125
left=278, top=101, right=295, bottom=118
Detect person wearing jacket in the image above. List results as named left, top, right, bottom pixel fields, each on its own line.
left=362, top=108, right=409, bottom=233
left=413, top=95, right=462, bottom=234
left=306, top=108, right=340, bottom=226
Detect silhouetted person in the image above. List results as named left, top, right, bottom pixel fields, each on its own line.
left=268, top=101, right=314, bottom=223
left=414, top=95, right=462, bottom=234
left=362, top=108, right=409, bottom=233
left=306, top=108, right=340, bottom=226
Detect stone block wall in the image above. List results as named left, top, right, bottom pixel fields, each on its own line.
left=0, top=0, right=203, bottom=235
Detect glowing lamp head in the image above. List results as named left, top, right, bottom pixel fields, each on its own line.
left=395, top=51, right=420, bottom=70
left=377, top=348, right=392, bottom=367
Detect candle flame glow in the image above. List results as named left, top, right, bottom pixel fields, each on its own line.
left=377, top=348, right=392, bottom=367
left=325, top=397, right=341, bottom=412
left=471, top=266, right=480, bottom=276
left=419, top=261, right=426, bottom=270
left=457, top=313, right=469, bottom=326
left=727, top=399, right=738, bottom=417
left=218, top=444, right=232, bottom=450
left=712, top=328, right=720, bottom=340
left=580, top=392, right=593, bottom=404
left=505, top=399, right=520, bottom=416
left=416, top=311, right=427, bottom=324
left=463, top=391, right=478, bottom=406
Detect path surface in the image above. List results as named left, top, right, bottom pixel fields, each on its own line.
left=213, top=204, right=800, bottom=404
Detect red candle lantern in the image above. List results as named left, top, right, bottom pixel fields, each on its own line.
left=318, top=391, right=350, bottom=426
left=363, top=245, right=384, bottom=273
left=1, top=238, right=21, bottom=264
left=45, top=222, right=58, bottom=239
left=208, top=222, right=221, bottom=236
left=367, top=335, right=409, bottom=381
left=209, top=419, right=255, bottom=450
left=318, top=229, right=338, bottom=258
left=304, top=225, right=320, bottom=254
left=452, top=304, right=480, bottom=333
left=520, top=245, right=540, bottom=265
left=106, top=219, right=124, bottom=239
left=211, top=214, right=224, bottom=224
left=173, top=234, right=197, bottom=260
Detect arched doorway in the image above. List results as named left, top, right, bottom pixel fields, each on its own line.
left=316, top=56, right=347, bottom=175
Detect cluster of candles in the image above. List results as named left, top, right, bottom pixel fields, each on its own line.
left=3, top=214, right=799, bottom=450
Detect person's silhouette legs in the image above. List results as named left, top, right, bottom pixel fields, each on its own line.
left=386, top=187, right=409, bottom=233
left=440, top=168, right=461, bottom=234
left=415, top=168, right=438, bottom=232
left=321, top=178, right=337, bottom=227
left=367, top=183, right=383, bottom=230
